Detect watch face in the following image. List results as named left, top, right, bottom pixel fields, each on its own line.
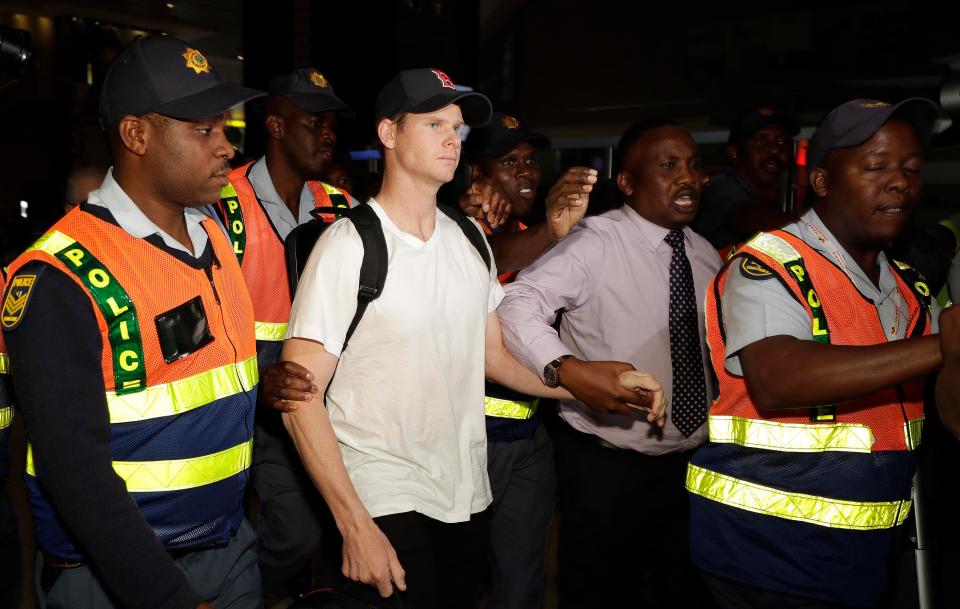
left=544, top=362, right=560, bottom=387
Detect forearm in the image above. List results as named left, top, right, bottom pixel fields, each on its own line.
left=486, top=342, right=572, bottom=399
left=741, top=334, right=942, bottom=409
left=280, top=339, right=372, bottom=534
left=488, top=223, right=553, bottom=273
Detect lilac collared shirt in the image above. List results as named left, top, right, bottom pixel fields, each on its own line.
left=498, top=204, right=722, bottom=454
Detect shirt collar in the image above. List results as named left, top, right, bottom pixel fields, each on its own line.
left=86, top=167, right=209, bottom=256
left=620, top=204, right=696, bottom=252
left=247, top=155, right=316, bottom=210
left=797, top=208, right=894, bottom=299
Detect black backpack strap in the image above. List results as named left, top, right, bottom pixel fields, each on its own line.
left=438, top=204, right=491, bottom=271
left=343, top=204, right=388, bottom=350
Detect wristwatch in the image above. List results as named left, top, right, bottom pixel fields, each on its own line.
left=543, top=355, right=573, bottom=388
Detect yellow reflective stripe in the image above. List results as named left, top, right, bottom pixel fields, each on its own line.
left=904, top=417, right=924, bottom=450
left=484, top=396, right=539, bottom=420
left=0, top=406, right=12, bottom=430
left=28, top=230, right=76, bottom=255
left=708, top=415, right=874, bottom=453
left=27, top=439, right=252, bottom=492
left=254, top=321, right=287, bottom=342
left=320, top=182, right=345, bottom=196
left=107, top=356, right=259, bottom=424
left=746, top=232, right=801, bottom=265
left=0, top=352, right=8, bottom=374
left=686, top=463, right=910, bottom=530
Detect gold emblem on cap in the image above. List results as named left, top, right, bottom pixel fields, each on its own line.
left=182, top=48, right=211, bottom=75
left=862, top=100, right=890, bottom=108
left=758, top=107, right=775, bottom=116
left=502, top=116, right=520, bottom=130
left=309, top=71, right=329, bottom=88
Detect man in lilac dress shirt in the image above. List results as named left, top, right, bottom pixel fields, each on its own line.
left=498, top=119, right=721, bottom=608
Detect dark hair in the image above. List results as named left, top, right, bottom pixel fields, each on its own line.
left=615, top=118, right=682, bottom=173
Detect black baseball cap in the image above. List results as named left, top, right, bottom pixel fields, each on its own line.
left=374, top=68, right=492, bottom=127
left=465, top=112, right=551, bottom=160
left=807, top=97, right=941, bottom=169
left=268, top=68, right=355, bottom=118
left=99, top=35, right=264, bottom=127
left=728, top=106, right=800, bottom=145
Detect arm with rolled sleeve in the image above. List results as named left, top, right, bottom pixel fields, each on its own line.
left=497, top=226, right=601, bottom=378
left=3, top=263, right=200, bottom=609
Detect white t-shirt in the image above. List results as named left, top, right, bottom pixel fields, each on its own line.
left=286, top=199, right=504, bottom=523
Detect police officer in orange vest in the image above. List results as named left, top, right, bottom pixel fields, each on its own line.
left=687, top=98, right=960, bottom=608
left=213, top=67, right=356, bottom=596
left=461, top=112, right=591, bottom=609
left=2, top=35, right=263, bottom=609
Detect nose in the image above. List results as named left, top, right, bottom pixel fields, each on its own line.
left=321, top=123, right=337, bottom=146
left=216, top=130, right=235, bottom=162
left=887, top=168, right=912, bottom=194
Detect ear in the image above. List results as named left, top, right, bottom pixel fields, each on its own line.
left=469, top=162, right=481, bottom=181
left=377, top=118, right=397, bottom=150
left=265, top=114, right=284, bottom=140
left=809, top=167, right=829, bottom=198
left=117, top=116, right=148, bottom=156
left=616, top=169, right=634, bottom=197
left=725, top=144, right=739, bottom=165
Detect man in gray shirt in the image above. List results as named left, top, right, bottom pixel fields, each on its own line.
left=499, top=118, right=720, bottom=608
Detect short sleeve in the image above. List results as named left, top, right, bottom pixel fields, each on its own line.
left=286, top=219, right=364, bottom=357
left=721, top=258, right=812, bottom=375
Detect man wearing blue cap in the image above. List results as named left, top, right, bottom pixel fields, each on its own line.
left=212, top=67, right=356, bottom=597
left=2, top=35, right=264, bottom=609
left=687, top=98, right=960, bottom=608
left=277, top=68, right=664, bottom=608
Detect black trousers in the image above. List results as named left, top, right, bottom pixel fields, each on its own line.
left=700, top=571, right=861, bottom=609
left=343, top=510, right=489, bottom=609
left=554, top=421, right=714, bottom=609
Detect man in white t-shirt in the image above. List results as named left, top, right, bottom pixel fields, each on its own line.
left=280, top=69, right=666, bottom=609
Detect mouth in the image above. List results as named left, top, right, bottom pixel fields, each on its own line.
left=875, top=203, right=912, bottom=220
left=762, top=157, right=784, bottom=174
left=670, top=189, right=698, bottom=213
left=438, top=156, right=458, bottom=163
left=316, top=147, right=334, bottom=159
left=518, top=186, right=535, bottom=199
left=212, top=167, right=230, bottom=185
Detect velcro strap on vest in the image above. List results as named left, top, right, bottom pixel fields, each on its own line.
left=0, top=406, right=12, bottom=430
left=27, top=438, right=253, bottom=493
left=484, top=396, right=539, bottom=420
left=255, top=321, right=288, bottom=342
left=686, top=463, right=911, bottom=530
left=904, top=416, right=924, bottom=450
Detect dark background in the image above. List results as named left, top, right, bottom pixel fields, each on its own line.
left=3, top=0, right=960, bottom=263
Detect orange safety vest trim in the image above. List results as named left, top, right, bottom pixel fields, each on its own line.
left=218, top=161, right=353, bottom=341
left=704, top=230, right=929, bottom=452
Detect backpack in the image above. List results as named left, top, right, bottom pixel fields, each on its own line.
left=284, top=203, right=492, bottom=350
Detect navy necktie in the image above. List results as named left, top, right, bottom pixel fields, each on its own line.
left=665, top=229, right=707, bottom=437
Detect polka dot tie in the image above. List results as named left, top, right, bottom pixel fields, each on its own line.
left=665, top=229, right=707, bottom=437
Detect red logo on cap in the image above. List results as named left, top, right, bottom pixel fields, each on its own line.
left=431, top=69, right=456, bottom=89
